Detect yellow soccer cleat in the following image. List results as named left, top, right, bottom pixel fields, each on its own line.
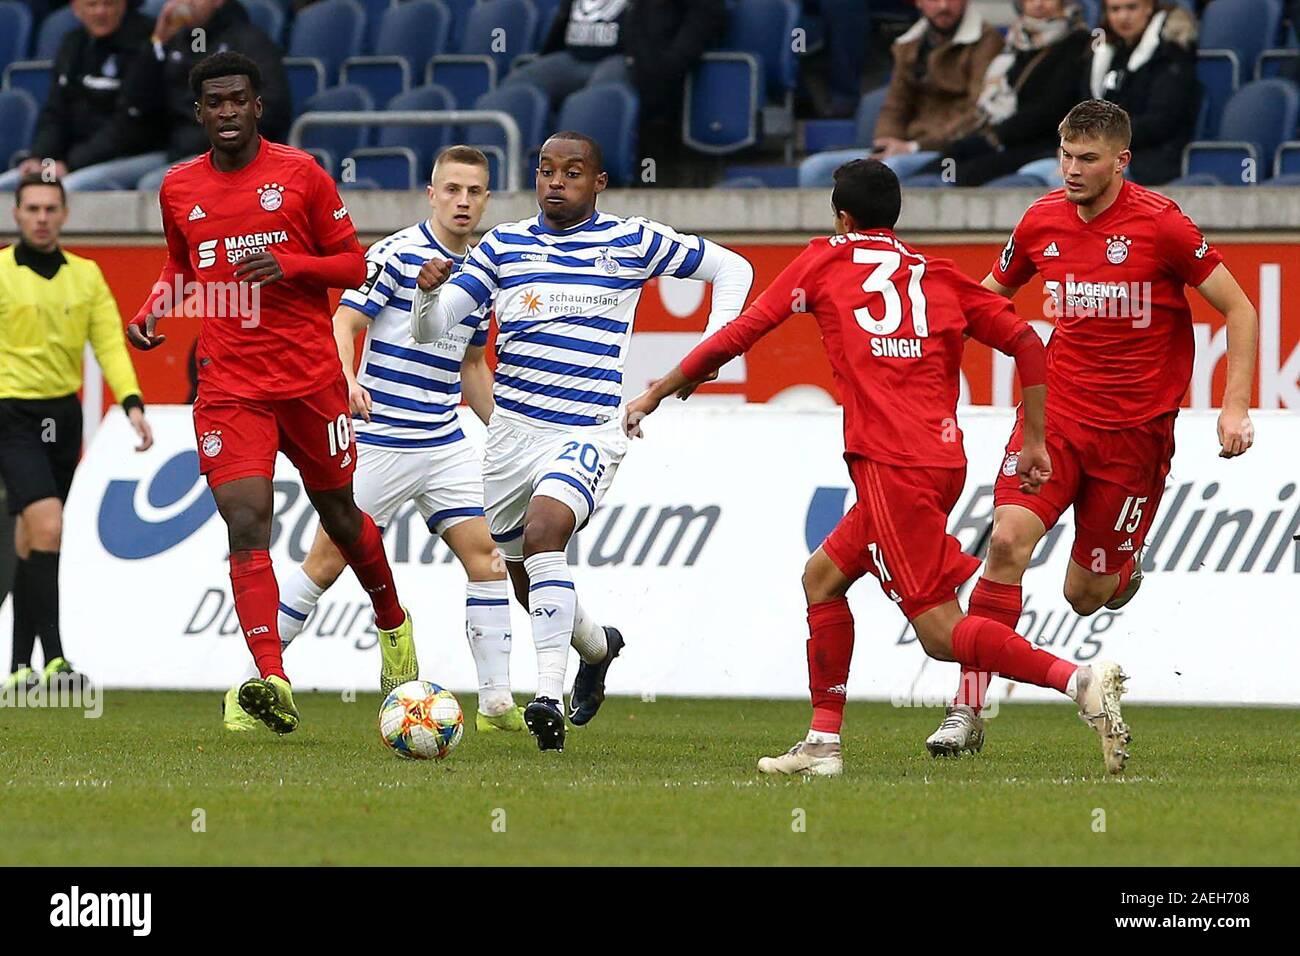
left=221, top=685, right=260, bottom=732
left=378, top=608, right=417, bottom=696
left=476, top=704, right=526, bottom=733
left=237, top=675, right=299, bottom=735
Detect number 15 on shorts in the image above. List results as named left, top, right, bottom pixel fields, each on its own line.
left=1113, top=495, right=1148, bottom=534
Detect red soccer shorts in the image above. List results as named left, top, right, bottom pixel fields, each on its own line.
left=822, top=456, right=981, bottom=621
left=192, top=376, right=357, bottom=491
left=993, top=406, right=1176, bottom=575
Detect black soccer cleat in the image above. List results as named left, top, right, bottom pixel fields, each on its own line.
left=567, top=626, right=624, bottom=726
left=524, top=696, right=566, bottom=752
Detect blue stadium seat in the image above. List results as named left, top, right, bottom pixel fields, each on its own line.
left=1182, top=79, right=1300, bottom=183
left=803, top=119, right=855, bottom=154
left=297, top=85, right=376, bottom=171
left=283, top=57, right=326, bottom=120
left=460, top=0, right=537, bottom=77
left=1196, top=50, right=1240, bottom=139
left=356, top=0, right=395, bottom=51
left=0, top=2, right=32, bottom=76
left=441, top=0, right=475, bottom=51
left=556, top=82, right=639, bottom=186
left=377, top=85, right=457, bottom=179
left=532, top=0, right=561, bottom=49
left=347, top=147, right=418, bottom=189
left=3, top=61, right=53, bottom=108
left=0, top=89, right=38, bottom=170
left=288, top=0, right=366, bottom=83
left=467, top=84, right=549, bottom=155
left=426, top=55, right=496, bottom=108
left=1200, top=0, right=1283, bottom=82
left=720, top=164, right=798, bottom=188
left=1275, top=140, right=1300, bottom=177
left=341, top=57, right=411, bottom=105
left=374, top=0, right=451, bottom=71
left=1256, top=48, right=1300, bottom=80
left=723, top=0, right=799, bottom=158
left=36, top=5, right=79, bottom=61
left=683, top=53, right=760, bottom=154
left=239, top=0, right=286, bottom=46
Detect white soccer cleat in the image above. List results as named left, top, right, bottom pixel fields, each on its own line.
left=925, top=704, right=986, bottom=757
left=757, top=740, right=843, bottom=777
left=1075, top=660, right=1132, bottom=774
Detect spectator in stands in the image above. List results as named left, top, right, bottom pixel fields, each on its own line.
left=1083, top=0, right=1199, bottom=185
left=0, top=0, right=154, bottom=194
left=799, top=0, right=1003, bottom=185
left=67, top=0, right=290, bottom=190
left=912, top=0, right=1093, bottom=185
left=504, top=0, right=726, bottom=123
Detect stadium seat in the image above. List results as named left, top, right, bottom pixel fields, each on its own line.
left=288, top=0, right=366, bottom=83
left=341, top=57, right=411, bottom=106
left=355, top=0, right=394, bottom=51
left=0, top=88, right=38, bottom=171
left=803, top=119, right=855, bottom=154
left=347, top=147, right=419, bottom=190
left=724, top=0, right=799, bottom=156
left=683, top=53, right=761, bottom=154
left=1275, top=140, right=1300, bottom=177
left=376, top=85, right=457, bottom=180
left=36, top=5, right=79, bottom=61
left=0, top=2, right=31, bottom=76
left=296, top=85, right=376, bottom=171
left=1256, top=48, right=1300, bottom=80
left=441, top=0, right=475, bottom=51
left=239, top=0, right=286, bottom=46
left=283, top=57, right=326, bottom=120
left=467, top=84, right=548, bottom=156
left=720, top=164, right=798, bottom=188
left=426, top=55, right=496, bottom=108
left=1200, top=0, right=1283, bottom=83
left=3, top=60, right=53, bottom=107
left=1196, top=50, right=1241, bottom=139
left=373, top=0, right=451, bottom=72
left=556, top=83, right=639, bottom=186
left=460, top=0, right=537, bottom=78
left=532, top=0, right=561, bottom=49
left=1182, top=79, right=1300, bottom=184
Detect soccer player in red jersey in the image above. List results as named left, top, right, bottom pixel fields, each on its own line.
left=925, top=99, right=1259, bottom=757
left=626, top=159, right=1133, bottom=776
left=125, top=53, right=416, bottom=734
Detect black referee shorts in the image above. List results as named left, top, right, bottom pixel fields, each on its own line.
left=0, top=394, right=83, bottom=516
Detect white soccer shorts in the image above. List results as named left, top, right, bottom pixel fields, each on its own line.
left=352, top=438, right=485, bottom=535
left=482, top=415, right=627, bottom=561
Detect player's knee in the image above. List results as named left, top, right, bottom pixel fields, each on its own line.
left=317, top=500, right=361, bottom=545
left=28, top=514, right=62, bottom=551
left=225, top=506, right=270, bottom=550
left=1064, top=583, right=1105, bottom=617
left=801, top=555, right=844, bottom=604
left=522, top=516, right=570, bottom=556
left=986, top=523, right=1034, bottom=574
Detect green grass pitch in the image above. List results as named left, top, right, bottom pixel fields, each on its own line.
left=2, top=692, right=1297, bottom=866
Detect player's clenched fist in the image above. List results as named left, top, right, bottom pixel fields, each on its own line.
left=1216, top=406, right=1254, bottom=458
left=416, top=257, right=453, bottom=292
left=233, top=251, right=284, bottom=288
left=1017, top=440, right=1052, bottom=495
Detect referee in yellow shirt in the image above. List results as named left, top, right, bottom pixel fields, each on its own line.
left=1, top=173, right=153, bottom=691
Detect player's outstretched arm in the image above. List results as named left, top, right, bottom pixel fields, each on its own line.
left=410, top=257, right=483, bottom=344
left=1196, top=262, right=1258, bottom=458
left=674, top=240, right=755, bottom=399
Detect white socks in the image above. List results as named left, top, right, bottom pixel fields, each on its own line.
left=523, top=551, right=575, bottom=703
left=571, top=601, right=608, bottom=665
left=806, top=730, right=840, bottom=745
left=465, top=579, right=514, bottom=715
left=277, top=565, right=325, bottom=649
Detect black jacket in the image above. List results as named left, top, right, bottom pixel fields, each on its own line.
left=543, top=0, right=726, bottom=117
left=1083, top=8, right=1200, bottom=185
left=993, top=29, right=1092, bottom=152
left=119, top=1, right=290, bottom=161
left=28, top=11, right=154, bottom=170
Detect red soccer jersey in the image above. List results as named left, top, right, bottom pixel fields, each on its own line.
left=148, top=138, right=360, bottom=400
left=991, top=180, right=1223, bottom=429
left=680, top=230, right=1045, bottom=469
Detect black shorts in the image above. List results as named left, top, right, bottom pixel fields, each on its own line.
left=0, top=394, right=83, bottom=516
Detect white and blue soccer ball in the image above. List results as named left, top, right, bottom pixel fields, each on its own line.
left=379, top=680, right=464, bottom=760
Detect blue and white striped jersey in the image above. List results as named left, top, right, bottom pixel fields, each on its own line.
left=449, top=211, right=707, bottom=429
left=340, top=221, right=490, bottom=451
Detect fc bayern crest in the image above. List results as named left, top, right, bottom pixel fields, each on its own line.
left=1002, top=451, right=1020, bottom=477
left=1105, top=234, right=1131, bottom=264
left=595, top=248, right=619, bottom=275
left=201, top=430, right=223, bottom=458
left=257, top=182, right=284, bottom=211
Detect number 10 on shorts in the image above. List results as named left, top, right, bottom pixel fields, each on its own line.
left=1113, top=495, right=1148, bottom=534
left=327, top=413, right=352, bottom=457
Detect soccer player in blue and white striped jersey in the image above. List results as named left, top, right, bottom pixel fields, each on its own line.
left=222, top=147, right=527, bottom=734
left=409, top=132, right=754, bottom=751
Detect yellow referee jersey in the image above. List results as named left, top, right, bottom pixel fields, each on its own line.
left=0, top=243, right=142, bottom=403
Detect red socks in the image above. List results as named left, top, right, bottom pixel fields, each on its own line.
left=229, top=550, right=285, bottom=680
left=951, top=614, right=1075, bottom=694
left=334, top=512, right=404, bottom=631
left=807, top=598, right=855, bottom=734
left=1109, top=558, right=1134, bottom=603
left=956, top=578, right=1023, bottom=711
